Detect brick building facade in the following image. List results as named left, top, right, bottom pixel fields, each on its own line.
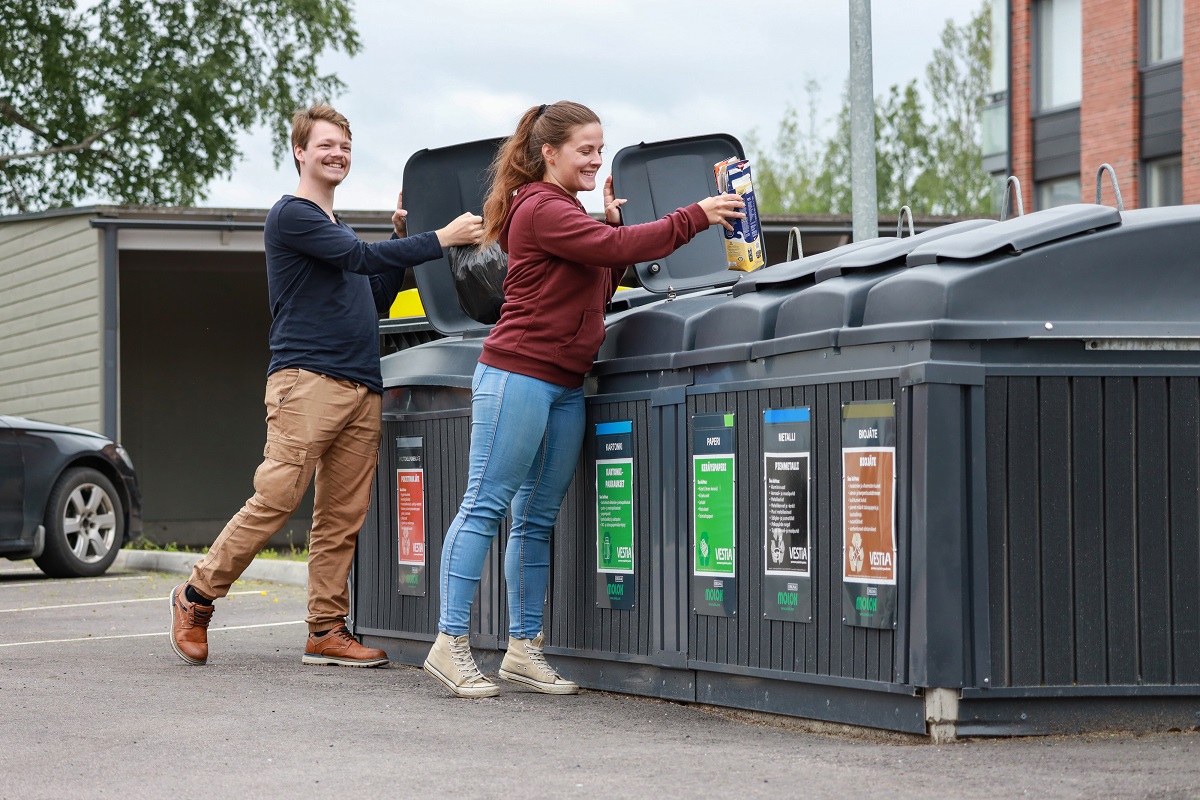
left=990, top=0, right=1191, bottom=211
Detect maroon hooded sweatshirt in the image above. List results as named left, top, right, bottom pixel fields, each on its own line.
left=481, top=181, right=710, bottom=388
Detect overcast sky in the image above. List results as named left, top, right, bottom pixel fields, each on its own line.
left=199, top=0, right=983, bottom=215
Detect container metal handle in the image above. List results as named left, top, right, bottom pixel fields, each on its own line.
left=786, top=226, right=803, bottom=261
left=1094, top=163, right=1124, bottom=212
left=1000, top=176, right=1024, bottom=221
left=896, top=206, right=915, bottom=238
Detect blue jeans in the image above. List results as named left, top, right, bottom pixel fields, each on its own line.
left=439, top=364, right=585, bottom=638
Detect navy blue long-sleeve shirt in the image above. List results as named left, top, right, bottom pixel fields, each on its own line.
left=264, top=195, right=443, bottom=394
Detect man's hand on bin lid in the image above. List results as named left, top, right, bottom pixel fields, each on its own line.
left=392, top=191, right=407, bottom=237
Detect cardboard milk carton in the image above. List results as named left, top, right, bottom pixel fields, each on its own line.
left=713, top=156, right=765, bottom=271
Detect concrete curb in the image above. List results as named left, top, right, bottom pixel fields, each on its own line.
left=113, top=550, right=307, bottom=588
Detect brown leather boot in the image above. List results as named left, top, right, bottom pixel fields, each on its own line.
left=169, top=583, right=213, bottom=665
left=302, top=626, right=388, bottom=667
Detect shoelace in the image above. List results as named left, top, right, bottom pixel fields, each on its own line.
left=448, top=637, right=489, bottom=684
left=332, top=628, right=356, bottom=644
left=523, top=640, right=560, bottom=680
left=189, top=604, right=213, bottom=627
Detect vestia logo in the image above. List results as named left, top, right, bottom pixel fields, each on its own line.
left=715, top=547, right=734, bottom=562
left=617, top=546, right=633, bottom=560
left=870, top=551, right=892, bottom=568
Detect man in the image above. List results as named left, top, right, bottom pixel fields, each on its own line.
left=169, top=104, right=481, bottom=667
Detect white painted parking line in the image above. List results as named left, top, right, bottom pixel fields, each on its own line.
left=0, top=620, right=307, bottom=647
left=0, top=589, right=268, bottom=614
left=0, top=574, right=153, bottom=589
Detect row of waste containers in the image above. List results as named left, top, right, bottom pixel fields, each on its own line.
left=350, top=133, right=1200, bottom=739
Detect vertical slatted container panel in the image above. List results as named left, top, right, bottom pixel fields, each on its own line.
left=1103, top=378, right=1139, bottom=684
left=353, top=436, right=393, bottom=631
left=986, top=375, right=1200, bottom=688
left=685, top=379, right=900, bottom=684
left=1136, top=378, right=1172, bottom=684
left=548, top=399, right=659, bottom=658
left=354, top=412, right=507, bottom=645
left=1169, top=379, right=1200, bottom=684
left=1071, top=377, right=1108, bottom=685
left=1039, top=378, right=1075, bottom=686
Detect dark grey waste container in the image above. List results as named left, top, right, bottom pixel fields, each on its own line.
left=846, top=203, right=1200, bottom=735
left=352, top=138, right=513, bottom=667
left=557, top=195, right=1200, bottom=738
left=681, top=202, right=1200, bottom=736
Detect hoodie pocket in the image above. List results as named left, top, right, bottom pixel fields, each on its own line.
left=554, top=309, right=606, bottom=368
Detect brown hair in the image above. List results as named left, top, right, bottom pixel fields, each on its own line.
left=481, top=101, right=601, bottom=245
left=291, top=104, right=352, bottom=175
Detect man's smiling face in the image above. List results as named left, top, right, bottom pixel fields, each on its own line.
left=295, top=120, right=352, bottom=187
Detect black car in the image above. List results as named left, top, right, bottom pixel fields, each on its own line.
left=0, top=415, right=142, bottom=577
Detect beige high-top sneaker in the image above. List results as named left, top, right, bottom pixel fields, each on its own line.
left=499, top=632, right=579, bottom=694
left=423, top=632, right=499, bottom=698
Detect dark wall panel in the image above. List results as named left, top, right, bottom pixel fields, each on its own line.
left=986, top=375, right=1200, bottom=688
left=1141, top=63, right=1183, bottom=160
left=1033, top=108, right=1081, bottom=182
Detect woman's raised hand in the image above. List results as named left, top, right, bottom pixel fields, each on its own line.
left=603, top=175, right=627, bottom=224
left=698, top=193, right=746, bottom=231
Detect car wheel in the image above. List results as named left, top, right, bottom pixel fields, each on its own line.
left=34, top=467, right=124, bottom=578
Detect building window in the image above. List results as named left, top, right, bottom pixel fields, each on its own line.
left=1035, top=0, right=1082, bottom=110
left=1148, top=0, right=1184, bottom=64
left=989, top=0, right=1010, bottom=98
left=982, top=1, right=1010, bottom=177
left=1036, top=175, right=1081, bottom=209
left=1145, top=157, right=1183, bottom=207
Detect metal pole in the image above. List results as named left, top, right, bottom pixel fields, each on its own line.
left=849, top=0, right=879, bottom=240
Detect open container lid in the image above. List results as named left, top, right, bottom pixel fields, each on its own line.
left=401, top=137, right=504, bottom=336
left=610, top=134, right=747, bottom=294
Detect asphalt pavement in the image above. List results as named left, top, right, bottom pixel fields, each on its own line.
left=2, top=560, right=1199, bottom=799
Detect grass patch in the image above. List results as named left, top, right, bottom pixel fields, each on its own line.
left=124, top=538, right=308, bottom=561
left=124, top=538, right=202, bottom=553
left=256, top=545, right=309, bottom=561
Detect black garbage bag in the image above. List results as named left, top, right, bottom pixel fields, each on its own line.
left=448, top=242, right=508, bottom=325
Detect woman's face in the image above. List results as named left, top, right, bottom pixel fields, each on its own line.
left=542, top=122, right=604, bottom=195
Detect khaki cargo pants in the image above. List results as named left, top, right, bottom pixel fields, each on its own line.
left=190, top=368, right=381, bottom=631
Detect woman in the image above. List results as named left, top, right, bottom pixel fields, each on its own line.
left=423, top=101, right=745, bottom=698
